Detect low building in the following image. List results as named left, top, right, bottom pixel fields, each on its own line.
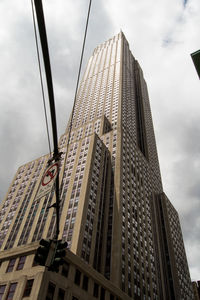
left=0, top=243, right=132, bottom=300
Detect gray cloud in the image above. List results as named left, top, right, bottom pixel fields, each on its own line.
left=0, top=0, right=200, bottom=281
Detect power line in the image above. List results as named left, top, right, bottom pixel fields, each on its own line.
left=66, top=0, right=93, bottom=149
left=31, top=0, right=93, bottom=155
left=31, top=0, right=52, bottom=155
left=31, top=0, right=93, bottom=240
left=60, top=0, right=93, bottom=240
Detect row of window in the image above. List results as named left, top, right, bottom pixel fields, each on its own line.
left=0, top=279, right=33, bottom=300
left=5, top=256, right=26, bottom=273
left=0, top=163, right=35, bottom=248
left=73, top=46, right=120, bottom=128
left=120, top=134, right=159, bottom=298
left=166, top=199, right=194, bottom=298
left=0, top=255, right=27, bottom=274
left=82, top=139, right=104, bottom=263
left=3, top=158, right=46, bottom=250
left=66, top=139, right=89, bottom=246
left=73, top=268, right=119, bottom=300
left=46, top=282, right=65, bottom=300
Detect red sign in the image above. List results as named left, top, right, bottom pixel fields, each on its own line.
left=42, top=163, right=58, bottom=186
left=35, top=162, right=59, bottom=200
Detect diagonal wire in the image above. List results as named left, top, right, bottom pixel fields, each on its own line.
left=31, top=0, right=52, bottom=155
left=51, top=0, right=93, bottom=239
left=66, top=0, right=92, bottom=150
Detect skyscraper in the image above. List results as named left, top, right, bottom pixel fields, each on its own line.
left=0, top=32, right=193, bottom=300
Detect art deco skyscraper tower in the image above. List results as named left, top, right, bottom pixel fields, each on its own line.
left=0, top=32, right=193, bottom=300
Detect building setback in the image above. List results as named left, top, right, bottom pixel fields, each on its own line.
left=0, top=32, right=194, bottom=300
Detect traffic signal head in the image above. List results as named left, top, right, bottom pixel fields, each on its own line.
left=48, top=240, right=68, bottom=272
left=34, top=239, right=52, bottom=266
left=56, top=240, right=68, bottom=257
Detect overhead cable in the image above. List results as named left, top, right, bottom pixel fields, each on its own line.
left=31, top=0, right=52, bottom=155
left=66, top=0, right=93, bottom=148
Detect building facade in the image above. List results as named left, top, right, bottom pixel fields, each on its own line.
left=192, top=281, right=200, bottom=300
left=0, top=32, right=193, bottom=299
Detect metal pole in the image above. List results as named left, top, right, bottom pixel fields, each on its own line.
left=55, top=173, right=60, bottom=239
left=33, top=0, right=60, bottom=239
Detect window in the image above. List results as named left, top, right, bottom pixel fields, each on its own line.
left=100, top=287, right=105, bottom=300
left=58, top=289, right=65, bottom=300
left=17, top=256, right=26, bottom=270
left=74, top=269, right=81, bottom=285
left=23, top=279, right=34, bottom=297
left=46, top=282, right=55, bottom=300
left=61, top=263, right=69, bottom=277
left=6, top=283, right=17, bottom=300
left=0, top=285, right=6, bottom=300
left=110, top=294, right=115, bottom=300
left=82, top=275, right=88, bottom=291
left=6, top=259, right=16, bottom=273
left=72, top=297, right=79, bottom=300
left=93, top=283, right=99, bottom=298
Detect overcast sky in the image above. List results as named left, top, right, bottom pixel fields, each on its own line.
left=0, top=0, right=200, bottom=281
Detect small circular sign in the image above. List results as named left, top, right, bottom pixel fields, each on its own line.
left=42, top=163, right=59, bottom=186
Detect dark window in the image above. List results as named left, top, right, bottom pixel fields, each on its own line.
left=23, top=279, right=34, bottom=297
left=93, top=283, right=99, bottom=298
left=46, top=282, right=55, bottom=300
left=6, top=259, right=16, bottom=273
left=128, top=288, right=132, bottom=297
left=134, top=67, right=148, bottom=159
left=32, top=258, right=38, bottom=267
left=122, top=282, right=125, bottom=291
left=17, top=256, right=26, bottom=270
left=110, top=294, right=114, bottom=300
left=82, top=275, right=88, bottom=291
left=0, top=285, right=6, bottom=300
left=74, top=269, right=81, bottom=285
left=58, top=289, right=65, bottom=300
left=100, top=287, right=105, bottom=300
left=61, top=263, right=69, bottom=277
left=6, top=283, right=17, bottom=300
left=72, top=297, right=79, bottom=300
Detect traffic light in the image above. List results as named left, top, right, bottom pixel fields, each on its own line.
left=49, top=240, right=68, bottom=272
left=34, top=239, right=52, bottom=266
